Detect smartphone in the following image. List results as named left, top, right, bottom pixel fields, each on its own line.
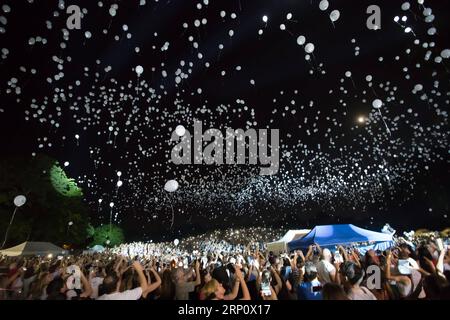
left=261, top=281, right=271, bottom=296
left=312, top=285, right=322, bottom=293
left=436, top=238, right=444, bottom=251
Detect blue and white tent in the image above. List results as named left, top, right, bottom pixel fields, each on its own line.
left=287, top=224, right=394, bottom=252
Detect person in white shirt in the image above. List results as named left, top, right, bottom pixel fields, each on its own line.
left=316, top=248, right=337, bottom=284
left=97, top=261, right=161, bottom=300
left=89, top=267, right=105, bottom=299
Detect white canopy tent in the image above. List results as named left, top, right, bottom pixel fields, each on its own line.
left=0, top=242, right=66, bottom=257
left=266, top=229, right=311, bottom=254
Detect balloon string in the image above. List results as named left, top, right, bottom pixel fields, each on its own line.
left=1, top=207, right=18, bottom=249
left=350, top=77, right=356, bottom=90
left=371, top=87, right=379, bottom=98
left=378, top=109, right=391, bottom=136
left=165, top=192, right=175, bottom=229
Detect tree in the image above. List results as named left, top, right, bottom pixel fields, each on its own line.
left=0, top=154, right=89, bottom=247
left=90, top=224, right=124, bottom=247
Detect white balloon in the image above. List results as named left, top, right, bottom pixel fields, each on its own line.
left=262, top=15, right=268, bottom=23
left=401, top=2, right=410, bottom=11
left=423, top=8, right=432, bottom=17
left=366, top=75, right=373, bottom=82
left=305, top=43, right=315, bottom=53
left=109, top=202, right=114, bottom=208
left=175, top=125, right=186, bottom=137
left=414, top=84, right=423, bottom=91
left=372, top=99, right=383, bottom=109
left=319, top=0, right=329, bottom=11
left=117, top=180, right=123, bottom=187
left=427, top=27, right=436, bottom=35
left=135, top=65, right=144, bottom=75
left=174, top=239, right=179, bottom=246
left=440, top=49, right=450, bottom=58
left=117, top=171, right=122, bottom=177
left=345, top=71, right=352, bottom=77
left=14, top=195, right=26, bottom=207
left=164, top=180, right=179, bottom=192
left=106, top=240, right=111, bottom=245
left=68, top=221, right=73, bottom=226
left=330, top=10, right=340, bottom=22
left=297, top=35, right=306, bottom=46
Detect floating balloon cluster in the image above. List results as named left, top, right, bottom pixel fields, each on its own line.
left=0, top=1, right=449, bottom=235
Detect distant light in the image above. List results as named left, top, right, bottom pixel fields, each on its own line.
left=47, top=254, right=53, bottom=259
left=357, top=116, right=365, bottom=124
left=64, top=161, right=69, bottom=167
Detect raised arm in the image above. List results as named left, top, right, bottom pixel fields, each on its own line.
left=270, top=266, right=283, bottom=295
left=132, top=261, right=148, bottom=293
left=236, top=266, right=250, bottom=300
left=193, top=260, right=201, bottom=287
left=436, top=248, right=447, bottom=277
left=79, top=269, right=93, bottom=299
left=224, top=277, right=241, bottom=300
left=142, top=268, right=162, bottom=298
left=305, top=245, right=314, bottom=261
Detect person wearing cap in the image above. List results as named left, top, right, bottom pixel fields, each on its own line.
left=297, top=261, right=322, bottom=300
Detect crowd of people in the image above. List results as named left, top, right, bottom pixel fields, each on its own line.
left=1, top=228, right=450, bottom=300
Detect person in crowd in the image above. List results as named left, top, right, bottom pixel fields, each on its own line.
left=297, top=261, right=322, bottom=300
left=342, top=261, right=377, bottom=300
left=317, top=248, right=338, bottom=285
left=322, top=282, right=348, bottom=300
left=201, top=265, right=250, bottom=300
left=97, top=261, right=159, bottom=300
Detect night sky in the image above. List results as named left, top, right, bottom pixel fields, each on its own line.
left=0, top=0, right=449, bottom=242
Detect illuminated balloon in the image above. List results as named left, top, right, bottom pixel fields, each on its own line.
left=372, top=99, right=382, bottom=109
left=297, top=35, right=306, bottom=46
left=164, top=180, right=179, bottom=192
left=401, top=2, right=410, bottom=11
left=174, top=239, right=179, bottom=246
left=305, top=43, right=315, bottom=53
left=13, top=195, right=26, bottom=207
left=135, top=65, right=144, bottom=75
left=330, top=10, right=340, bottom=22
left=319, top=0, right=329, bottom=11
